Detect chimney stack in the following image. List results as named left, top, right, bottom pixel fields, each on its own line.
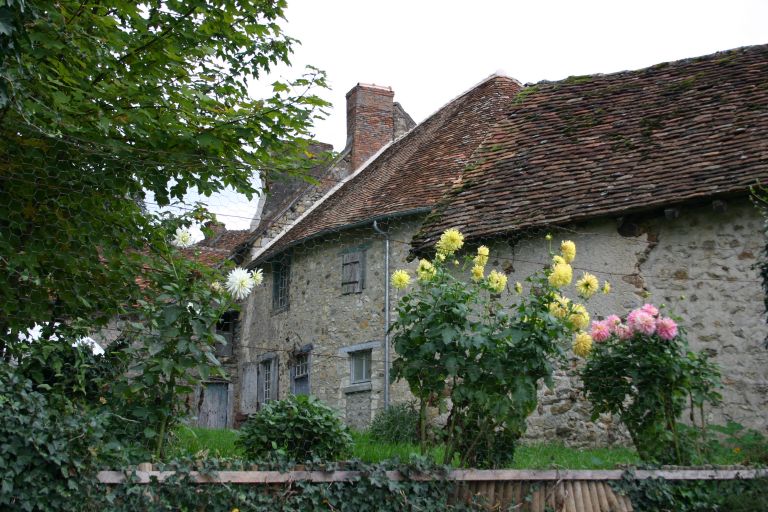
left=346, top=83, right=395, bottom=171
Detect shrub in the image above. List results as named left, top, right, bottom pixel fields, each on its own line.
left=578, top=305, right=721, bottom=464
left=237, top=395, right=352, bottom=461
left=369, top=402, right=420, bottom=444
left=390, top=232, right=602, bottom=467
left=0, top=363, right=122, bottom=511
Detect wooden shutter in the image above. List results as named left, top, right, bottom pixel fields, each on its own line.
left=240, top=363, right=259, bottom=414
left=341, top=251, right=365, bottom=294
left=270, top=356, right=279, bottom=400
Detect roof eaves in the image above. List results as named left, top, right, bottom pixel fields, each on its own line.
left=248, top=207, right=431, bottom=268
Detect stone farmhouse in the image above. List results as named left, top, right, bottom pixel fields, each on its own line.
left=208, top=45, right=768, bottom=444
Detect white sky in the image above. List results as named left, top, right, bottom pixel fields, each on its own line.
left=160, top=0, right=768, bottom=232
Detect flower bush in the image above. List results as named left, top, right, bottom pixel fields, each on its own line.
left=578, top=304, right=721, bottom=464
left=389, top=231, right=603, bottom=467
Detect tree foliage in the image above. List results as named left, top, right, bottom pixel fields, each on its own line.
left=0, top=0, right=329, bottom=341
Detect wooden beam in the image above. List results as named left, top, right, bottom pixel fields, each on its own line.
left=97, top=468, right=768, bottom=484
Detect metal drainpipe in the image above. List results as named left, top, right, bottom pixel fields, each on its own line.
left=372, top=220, right=390, bottom=410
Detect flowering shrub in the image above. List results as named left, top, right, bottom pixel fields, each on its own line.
left=113, top=224, right=264, bottom=459
left=578, top=304, right=721, bottom=464
left=389, top=231, right=603, bottom=467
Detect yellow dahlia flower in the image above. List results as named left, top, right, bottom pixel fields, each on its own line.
left=471, top=264, right=485, bottom=282
left=560, top=240, right=576, bottom=263
left=576, top=272, right=599, bottom=298
left=417, top=259, right=436, bottom=281
left=573, top=331, right=593, bottom=357
left=391, top=269, right=411, bottom=290
left=548, top=295, right=571, bottom=319
left=552, top=255, right=566, bottom=266
left=487, top=270, right=507, bottom=293
left=436, top=228, right=464, bottom=256
left=474, top=245, right=490, bottom=267
left=569, top=303, right=590, bottom=330
left=602, top=281, right=611, bottom=294
left=548, top=262, right=573, bottom=288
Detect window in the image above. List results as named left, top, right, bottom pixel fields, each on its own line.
left=257, top=354, right=278, bottom=404
left=341, top=250, right=366, bottom=294
left=292, top=347, right=311, bottom=396
left=214, top=310, right=237, bottom=357
left=350, top=350, right=371, bottom=384
left=262, top=359, right=273, bottom=400
left=272, top=255, right=291, bottom=312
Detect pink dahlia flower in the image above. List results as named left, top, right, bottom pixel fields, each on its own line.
left=590, top=320, right=612, bottom=342
left=605, top=314, right=622, bottom=331
left=615, top=323, right=633, bottom=340
left=632, top=311, right=657, bottom=336
left=627, top=309, right=642, bottom=329
left=656, top=317, right=678, bottom=340
left=641, top=303, right=659, bottom=317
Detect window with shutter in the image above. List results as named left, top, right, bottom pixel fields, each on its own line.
left=341, top=250, right=365, bottom=294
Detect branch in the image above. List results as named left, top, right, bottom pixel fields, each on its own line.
left=91, top=6, right=197, bottom=86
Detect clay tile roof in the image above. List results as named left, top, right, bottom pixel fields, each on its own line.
left=204, top=229, right=252, bottom=252
left=412, top=44, right=768, bottom=250
left=180, top=246, right=232, bottom=267
left=253, top=75, right=523, bottom=263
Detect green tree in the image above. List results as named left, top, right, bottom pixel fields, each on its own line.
left=0, top=0, right=329, bottom=345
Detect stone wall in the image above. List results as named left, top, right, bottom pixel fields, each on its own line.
left=237, top=218, right=422, bottom=428
left=236, top=198, right=768, bottom=445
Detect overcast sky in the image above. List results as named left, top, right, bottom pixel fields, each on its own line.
left=165, top=0, right=768, bottom=232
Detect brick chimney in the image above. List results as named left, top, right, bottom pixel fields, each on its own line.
left=346, top=83, right=395, bottom=171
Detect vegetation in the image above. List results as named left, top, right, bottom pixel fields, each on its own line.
left=579, top=305, right=721, bottom=464
left=237, top=395, right=353, bottom=462
left=368, top=402, right=420, bottom=444
left=171, top=427, right=644, bottom=469
left=0, top=0, right=329, bottom=344
left=0, top=0, right=329, bottom=504
left=390, top=233, right=603, bottom=467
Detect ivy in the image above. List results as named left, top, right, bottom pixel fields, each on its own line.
left=102, top=458, right=481, bottom=511
left=615, top=470, right=768, bottom=512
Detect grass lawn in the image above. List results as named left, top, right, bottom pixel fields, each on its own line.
left=169, top=427, right=641, bottom=469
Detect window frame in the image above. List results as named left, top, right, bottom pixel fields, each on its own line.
left=291, top=344, right=313, bottom=396
left=214, top=310, right=237, bottom=357
left=349, top=349, right=372, bottom=384
left=271, top=254, right=291, bottom=313
left=257, top=353, right=279, bottom=405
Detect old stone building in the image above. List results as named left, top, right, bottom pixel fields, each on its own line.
left=230, top=44, right=768, bottom=444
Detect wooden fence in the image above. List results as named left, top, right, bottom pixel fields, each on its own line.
left=98, top=467, right=768, bottom=512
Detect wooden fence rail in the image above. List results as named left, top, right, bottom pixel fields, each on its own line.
left=97, top=468, right=768, bottom=512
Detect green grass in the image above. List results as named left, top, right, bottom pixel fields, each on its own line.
left=511, top=443, right=639, bottom=469
left=168, top=425, right=243, bottom=459
left=170, top=427, right=640, bottom=468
